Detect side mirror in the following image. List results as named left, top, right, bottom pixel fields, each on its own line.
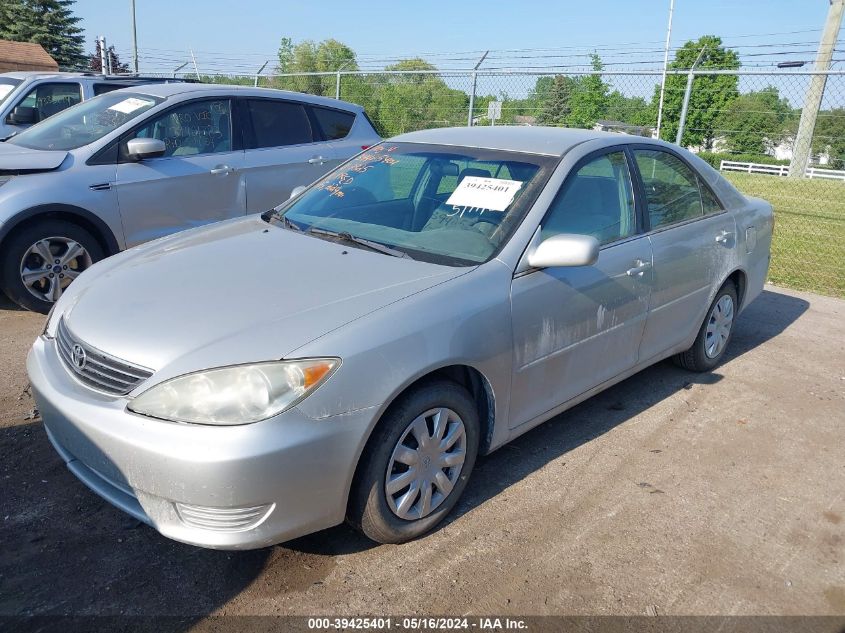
left=289, top=185, right=307, bottom=200
left=126, top=138, right=166, bottom=161
left=527, top=233, right=599, bottom=268
left=7, top=106, right=39, bottom=125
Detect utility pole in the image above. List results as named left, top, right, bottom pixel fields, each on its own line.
left=675, top=44, right=708, bottom=146
left=130, top=0, right=139, bottom=74
left=655, top=0, right=675, bottom=139
left=789, top=0, right=845, bottom=177
left=190, top=49, right=200, bottom=80
left=98, top=36, right=108, bottom=74
left=467, top=51, right=488, bottom=127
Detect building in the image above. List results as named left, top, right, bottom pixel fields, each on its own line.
left=593, top=120, right=653, bottom=137
left=0, top=40, right=59, bottom=73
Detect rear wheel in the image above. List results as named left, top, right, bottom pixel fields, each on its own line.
left=348, top=380, right=479, bottom=544
left=0, top=220, right=103, bottom=313
left=674, top=280, right=738, bottom=372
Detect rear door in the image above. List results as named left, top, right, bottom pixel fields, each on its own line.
left=239, top=98, right=341, bottom=213
left=630, top=146, right=737, bottom=362
left=509, top=148, right=653, bottom=429
left=115, top=97, right=247, bottom=246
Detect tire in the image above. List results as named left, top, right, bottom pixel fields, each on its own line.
left=348, top=380, right=480, bottom=544
left=0, top=220, right=104, bottom=314
left=673, top=280, right=738, bottom=372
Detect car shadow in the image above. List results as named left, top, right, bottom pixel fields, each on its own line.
left=2, top=289, right=808, bottom=625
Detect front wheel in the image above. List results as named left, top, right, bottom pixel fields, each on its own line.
left=348, top=380, right=480, bottom=544
left=0, top=220, right=103, bottom=313
left=674, top=280, right=738, bottom=372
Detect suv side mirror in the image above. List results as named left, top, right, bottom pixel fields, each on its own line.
left=126, top=138, right=166, bottom=161
left=527, top=233, right=600, bottom=268
left=7, top=106, right=39, bottom=125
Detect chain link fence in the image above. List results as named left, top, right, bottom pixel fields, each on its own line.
left=197, top=67, right=845, bottom=297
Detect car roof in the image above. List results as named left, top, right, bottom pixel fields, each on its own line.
left=1, top=71, right=93, bottom=81
left=390, top=126, right=666, bottom=156
left=124, top=82, right=365, bottom=112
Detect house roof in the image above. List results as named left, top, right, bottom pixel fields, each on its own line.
left=0, top=40, right=59, bottom=72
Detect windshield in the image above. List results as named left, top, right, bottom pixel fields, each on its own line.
left=7, top=92, right=162, bottom=150
left=277, top=142, right=557, bottom=266
left=0, top=78, right=22, bottom=106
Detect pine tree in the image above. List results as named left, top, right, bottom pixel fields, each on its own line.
left=0, top=0, right=86, bottom=69
left=538, top=75, right=574, bottom=126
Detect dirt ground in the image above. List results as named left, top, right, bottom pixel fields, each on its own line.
left=1, top=285, right=843, bottom=622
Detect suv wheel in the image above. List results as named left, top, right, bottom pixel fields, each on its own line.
left=1, top=220, right=103, bottom=313
left=348, top=380, right=480, bottom=544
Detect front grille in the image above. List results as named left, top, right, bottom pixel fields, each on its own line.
left=56, top=317, right=153, bottom=396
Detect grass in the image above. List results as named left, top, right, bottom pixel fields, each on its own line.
left=724, top=172, right=845, bottom=298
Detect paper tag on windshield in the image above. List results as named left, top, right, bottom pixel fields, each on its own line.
left=445, top=176, right=524, bottom=212
left=108, top=97, right=152, bottom=114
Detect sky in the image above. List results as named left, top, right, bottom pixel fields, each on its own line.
left=71, top=0, right=842, bottom=75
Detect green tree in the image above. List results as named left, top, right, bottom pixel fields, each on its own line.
left=813, top=108, right=845, bottom=169
left=0, top=0, right=85, bottom=69
left=718, top=86, right=790, bottom=154
left=537, top=75, right=574, bottom=125
left=605, top=90, right=654, bottom=127
left=274, top=37, right=357, bottom=96
left=567, top=53, right=608, bottom=128
left=654, top=35, right=740, bottom=148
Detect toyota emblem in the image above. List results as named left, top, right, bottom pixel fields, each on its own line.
left=71, top=344, right=87, bottom=369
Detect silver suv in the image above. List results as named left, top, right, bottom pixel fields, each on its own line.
left=0, top=83, right=380, bottom=312
left=0, top=71, right=190, bottom=140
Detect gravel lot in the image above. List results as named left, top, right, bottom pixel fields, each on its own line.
left=1, top=285, right=843, bottom=621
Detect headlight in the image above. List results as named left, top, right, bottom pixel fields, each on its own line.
left=127, top=358, right=339, bottom=425
left=41, top=303, right=57, bottom=338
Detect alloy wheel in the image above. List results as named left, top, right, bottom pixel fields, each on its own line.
left=19, top=236, right=92, bottom=303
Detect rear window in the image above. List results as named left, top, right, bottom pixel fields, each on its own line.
left=312, top=106, right=355, bottom=140
left=245, top=99, right=313, bottom=148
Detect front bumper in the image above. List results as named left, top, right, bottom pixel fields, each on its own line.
left=27, top=336, right=377, bottom=550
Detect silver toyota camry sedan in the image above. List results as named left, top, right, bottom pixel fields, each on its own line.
left=27, top=126, right=773, bottom=549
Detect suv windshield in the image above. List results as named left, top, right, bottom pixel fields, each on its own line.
left=277, top=142, right=557, bottom=266
left=0, top=77, right=22, bottom=106
left=7, top=92, right=162, bottom=150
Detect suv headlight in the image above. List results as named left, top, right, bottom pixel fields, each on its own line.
left=127, top=359, right=339, bottom=425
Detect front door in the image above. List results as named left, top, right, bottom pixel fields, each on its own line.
left=509, top=149, right=653, bottom=429
left=115, top=98, right=246, bottom=247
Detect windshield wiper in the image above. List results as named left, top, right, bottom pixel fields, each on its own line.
left=307, top=227, right=413, bottom=260
left=0, top=131, right=17, bottom=142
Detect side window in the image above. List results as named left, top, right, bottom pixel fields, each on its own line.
left=633, top=149, right=704, bottom=229
left=245, top=99, right=313, bottom=148
left=94, top=83, right=129, bottom=96
left=699, top=180, right=723, bottom=215
left=311, top=106, right=355, bottom=140
left=542, top=151, right=636, bottom=245
left=130, top=99, right=231, bottom=157
left=17, top=82, right=82, bottom=121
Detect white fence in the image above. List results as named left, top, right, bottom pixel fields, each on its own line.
left=719, top=160, right=845, bottom=182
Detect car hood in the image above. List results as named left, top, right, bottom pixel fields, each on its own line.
left=61, top=217, right=470, bottom=378
left=0, top=140, right=68, bottom=172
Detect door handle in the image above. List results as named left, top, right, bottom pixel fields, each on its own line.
left=210, top=165, right=234, bottom=175
left=308, top=156, right=325, bottom=165
left=626, top=259, right=652, bottom=277
left=715, top=230, right=734, bottom=245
